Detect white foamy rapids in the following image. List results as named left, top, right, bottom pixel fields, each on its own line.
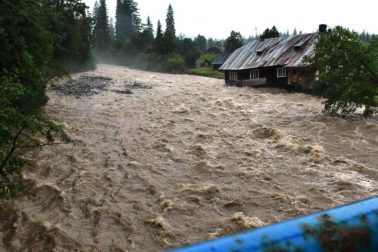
left=1, top=64, right=377, bottom=251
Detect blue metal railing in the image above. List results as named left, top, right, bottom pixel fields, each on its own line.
left=168, top=196, right=378, bottom=252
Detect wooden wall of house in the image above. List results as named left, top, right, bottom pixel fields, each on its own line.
left=259, top=67, right=288, bottom=86
left=224, top=71, right=229, bottom=82
left=288, top=68, right=314, bottom=89
left=224, top=67, right=314, bottom=89
left=237, top=70, right=250, bottom=80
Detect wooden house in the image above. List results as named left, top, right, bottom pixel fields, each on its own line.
left=220, top=25, right=327, bottom=89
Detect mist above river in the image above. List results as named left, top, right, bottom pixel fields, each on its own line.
left=1, top=64, right=377, bottom=251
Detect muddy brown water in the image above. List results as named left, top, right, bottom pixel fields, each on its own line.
left=1, top=64, right=377, bottom=251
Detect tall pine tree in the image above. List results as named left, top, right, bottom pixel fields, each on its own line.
left=115, top=0, right=140, bottom=45
left=93, top=0, right=99, bottom=20
left=163, top=4, right=176, bottom=55
left=154, top=20, right=164, bottom=55
left=93, top=0, right=110, bottom=50
left=146, top=16, right=154, bottom=41
left=109, top=18, right=116, bottom=44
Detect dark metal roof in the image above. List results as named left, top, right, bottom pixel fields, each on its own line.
left=212, top=53, right=232, bottom=65
left=220, top=33, right=317, bottom=70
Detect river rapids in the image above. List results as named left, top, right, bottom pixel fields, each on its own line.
left=1, top=64, right=377, bottom=251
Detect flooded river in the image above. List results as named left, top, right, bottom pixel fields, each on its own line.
left=1, top=64, right=377, bottom=251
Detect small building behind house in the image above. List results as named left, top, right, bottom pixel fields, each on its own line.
left=211, top=53, right=231, bottom=70
left=200, top=60, right=212, bottom=68
left=220, top=25, right=327, bottom=89
left=207, top=46, right=222, bottom=54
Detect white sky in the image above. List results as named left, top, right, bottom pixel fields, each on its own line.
left=84, top=0, right=378, bottom=39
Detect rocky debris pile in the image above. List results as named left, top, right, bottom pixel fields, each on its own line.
left=111, top=80, right=152, bottom=95
left=113, top=89, right=133, bottom=94
left=53, top=76, right=112, bottom=97
left=124, top=80, right=152, bottom=90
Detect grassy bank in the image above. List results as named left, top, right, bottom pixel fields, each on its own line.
left=188, top=67, right=224, bottom=79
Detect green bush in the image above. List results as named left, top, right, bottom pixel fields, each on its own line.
left=160, top=53, right=186, bottom=73
left=196, top=53, right=216, bottom=67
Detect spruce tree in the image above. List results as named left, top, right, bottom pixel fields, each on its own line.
left=163, top=4, right=176, bottom=54
left=154, top=20, right=164, bottom=55
left=116, top=0, right=140, bottom=45
left=146, top=16, right=154, bottom=41
left=93, top=0, right=110, bottom=50
left=109, top=18, right=116, bottom=44
left=93, top=0, right=99, bottom=20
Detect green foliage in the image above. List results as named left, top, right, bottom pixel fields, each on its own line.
left=160, top=53, right=186, bottom=73
left=224, top=31, right=244, bottom=53
left=0, top=0, right=90, bottom=198
left=176, top=37, right=200, bottom=68
left=133, top=17, right=154, bottom=52
left=260, top=26, right=280, bottom=40
left=308, top=26, right=378, bottom=116
left=198, top=53, right=215, bottom=64
left=188, top=68, right=224, bottom=79
left=45, top=0, right=93, bottom=70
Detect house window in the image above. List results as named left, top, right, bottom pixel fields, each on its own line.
left=277, top=68, right=287, bottom=78
left=229, top=71, right=238, bottom=81
left=250, top=69, right=259, bottom=79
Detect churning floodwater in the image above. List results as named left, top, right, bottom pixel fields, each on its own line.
left=0, top=64, right=377, bottom=251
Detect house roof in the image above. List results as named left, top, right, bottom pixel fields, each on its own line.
left=207, top=46, right=222, bottom=54
left=212, top=53, right=232, bottom=65
left=220, top=33, right=317, bottom=71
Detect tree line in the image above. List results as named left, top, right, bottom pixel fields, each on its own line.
left=92, top=0, right=226, bottom=72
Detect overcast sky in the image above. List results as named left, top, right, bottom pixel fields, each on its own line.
left=84, top=0, right=378, bottom=39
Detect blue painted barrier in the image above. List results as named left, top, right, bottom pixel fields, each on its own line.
left=168, top=196, right=378, bottom=252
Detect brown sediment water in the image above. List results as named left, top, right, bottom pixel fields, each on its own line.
left=0, top=64, right=377, bottom=251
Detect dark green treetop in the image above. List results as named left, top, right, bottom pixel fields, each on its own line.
left=260, top=26, right=280, bottom=40
left=224, top=31, right=244, bottom=53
